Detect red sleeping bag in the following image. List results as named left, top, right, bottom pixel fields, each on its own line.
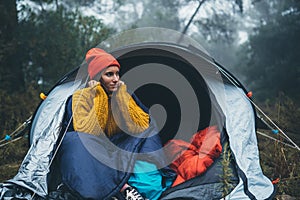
left=165, top=126, right=222, bottom=186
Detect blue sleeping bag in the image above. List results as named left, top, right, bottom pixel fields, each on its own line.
left=58, top=97, right=175, bottom=199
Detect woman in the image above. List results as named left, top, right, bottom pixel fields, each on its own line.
left=58, top=48, right=175, bottom=200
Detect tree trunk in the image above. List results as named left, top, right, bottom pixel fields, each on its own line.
left=0, top=0, right=25, bottom=92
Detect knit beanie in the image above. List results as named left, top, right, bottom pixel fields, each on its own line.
left=86, top=48, right=120, bottom=79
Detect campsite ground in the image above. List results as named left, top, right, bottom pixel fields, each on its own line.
left=0, top=130, right=299, bottom=199
left=257, top=133, right=300, bottom=199
left=0, top=88, right=299, bottom=199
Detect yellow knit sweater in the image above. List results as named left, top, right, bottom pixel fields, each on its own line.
left=72, top=83, right=149, bottom=136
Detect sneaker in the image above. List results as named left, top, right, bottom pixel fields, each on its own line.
left=122, top=186, right=145, bottom=200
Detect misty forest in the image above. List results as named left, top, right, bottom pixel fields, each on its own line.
left=0, top=0, right=299, bottom=199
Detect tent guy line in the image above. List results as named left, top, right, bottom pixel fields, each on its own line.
left=0, top=116, right=32, bottom=145
left=0, top=137, right=22, bottom=148
left=257, top=131, right=297, bottom=149
left=216, top=66, right=300, bottom=151
left=1, top=68, right=299, bottom=152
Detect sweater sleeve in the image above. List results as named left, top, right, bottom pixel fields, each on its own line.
left=72, top=84, right=108, bottom=135
left=114, top=84, right=149, bottom=134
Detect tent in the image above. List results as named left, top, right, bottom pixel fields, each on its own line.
left=0, top=28, right=276, bottom=199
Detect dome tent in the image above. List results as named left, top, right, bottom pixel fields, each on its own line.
left=0, top=28, right=275, bottom=199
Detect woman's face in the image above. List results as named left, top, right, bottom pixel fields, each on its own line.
left=100, top=65, right=120, bottom=93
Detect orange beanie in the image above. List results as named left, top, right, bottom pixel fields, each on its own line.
left=85, top=48, right=120, bottom=79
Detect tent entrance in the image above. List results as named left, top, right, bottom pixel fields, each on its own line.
left=116, top=47, right=213, bottom=144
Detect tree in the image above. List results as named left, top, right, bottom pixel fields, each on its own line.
left=0, top=0, right=25, bottom=92
left=235, top=0, right=300, bottom=103
left=12, top=1, right=114, bottom=92
left=134, top=0, right=181, bottom=30
left=0, top=0, right=115, bottom=138
left=182, top=0, right=247, bottom=71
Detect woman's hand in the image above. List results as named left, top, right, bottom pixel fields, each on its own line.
left=118, top=80, right=125, bottom=87
left=88, top=80, right=99, bottom=88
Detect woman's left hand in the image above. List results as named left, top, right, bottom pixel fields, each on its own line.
left=88, top=80, right=99, bottom=88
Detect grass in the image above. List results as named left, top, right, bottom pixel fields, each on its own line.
left=0, top=137, right=28, bottom=182
left=0, top=90, right=299, bottom=198
left=1, top=130, right=299, bottom=198
left=257, top=130, right=300, bottom=198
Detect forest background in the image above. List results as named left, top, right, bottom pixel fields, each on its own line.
left=0, top=0, right=299, bottom=199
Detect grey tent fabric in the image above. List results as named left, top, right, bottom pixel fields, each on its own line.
left=223, top=84, right=274, bottom=199
left=0, top=37, right=275, bottom=199
left=111, top=43, right=275, bottom=199
left=160, top=182, right=225, bottom=200
left=206, top=81, right=275, bottom=199
left=7, top=81, right=83, bottom=197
